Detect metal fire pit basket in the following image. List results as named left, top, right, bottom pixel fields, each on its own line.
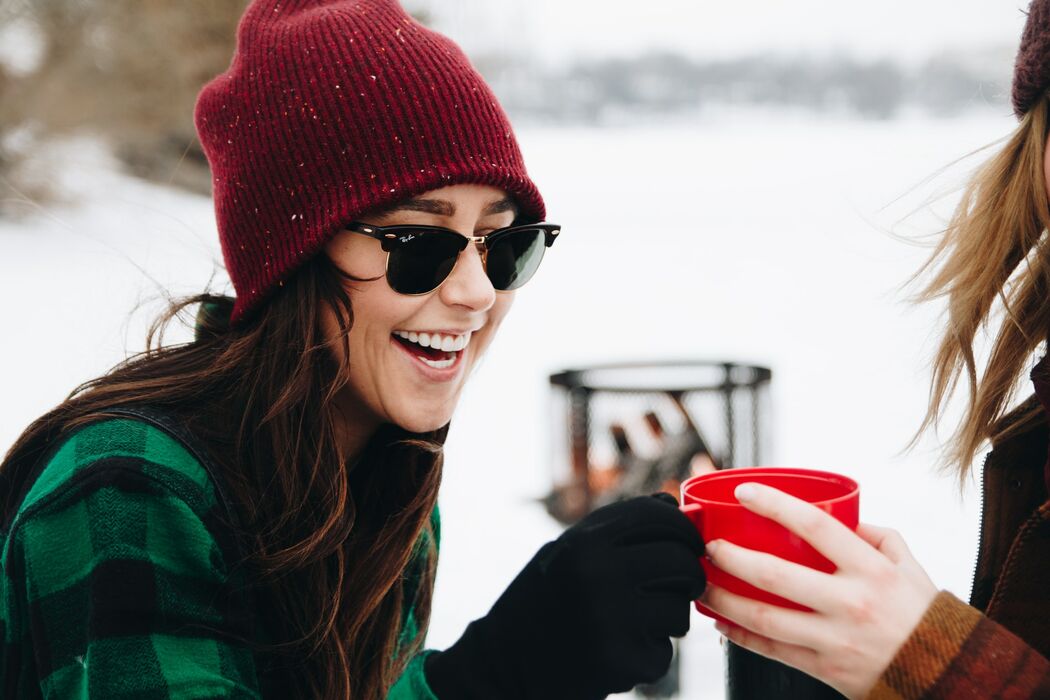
left=545, top=360, right=772, bottom=525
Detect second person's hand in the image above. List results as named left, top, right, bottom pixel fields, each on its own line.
left=699, top=482, right=938, bottom=699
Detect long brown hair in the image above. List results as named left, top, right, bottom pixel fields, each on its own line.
left=916, top=95, right=1050, bottom=482
left=0, top=253, right=445, bottom=698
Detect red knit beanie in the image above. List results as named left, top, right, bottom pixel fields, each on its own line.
left=194, top=0, right=546, bottom=325
left=1013, top=0, right=1050, bottom=117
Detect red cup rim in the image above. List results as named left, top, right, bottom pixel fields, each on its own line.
left=680, top=467, right=859, bottom=508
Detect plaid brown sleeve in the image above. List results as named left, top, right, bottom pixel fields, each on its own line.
left=868, top=591, right=1050, bottom=699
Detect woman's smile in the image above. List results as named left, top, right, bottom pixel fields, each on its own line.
left=390, top=329, right=472, bottom=381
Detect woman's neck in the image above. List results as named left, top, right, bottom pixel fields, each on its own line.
left=332, top=394, right=381, bottom=466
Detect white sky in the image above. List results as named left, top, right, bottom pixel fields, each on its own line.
left=423, top=0, right=1032, bottom=66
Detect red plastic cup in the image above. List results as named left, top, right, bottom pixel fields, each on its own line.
left=679, top=467, right=860, bottom=623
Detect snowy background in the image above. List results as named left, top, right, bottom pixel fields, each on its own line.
left=0, top=1, right=1037, bottom=698
left=0, top=109, right=1018, bottom=698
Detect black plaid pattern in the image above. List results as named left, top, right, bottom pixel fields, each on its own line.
left=2, top=417, right=442, bottom=698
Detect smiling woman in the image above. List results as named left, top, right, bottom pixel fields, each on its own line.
left=319, top=184, right=527, bottom=447
left=0, top=1, right=706, bottom=699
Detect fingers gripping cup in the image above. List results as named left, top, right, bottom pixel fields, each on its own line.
left=678, top=468, right=860, bottom=622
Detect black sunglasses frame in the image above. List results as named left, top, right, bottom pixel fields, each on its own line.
left=343, top=220, right=561, bottom=295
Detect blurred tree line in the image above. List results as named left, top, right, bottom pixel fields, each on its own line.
left=0, top=0, right=252, bottom=213
left=486, top=49, right=1012, bottom=123
left=0, top=0, right=437, bottom=216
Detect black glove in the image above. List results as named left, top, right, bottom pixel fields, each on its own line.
left=424, top=492, right=706, bottom=699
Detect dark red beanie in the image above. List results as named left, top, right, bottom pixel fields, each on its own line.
left=1013, top=0, right=1050, bottom=117
left=194, top=0, right=546, bottom=325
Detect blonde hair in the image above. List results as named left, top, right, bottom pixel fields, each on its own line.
left=917, top=95, right=1050, bottom=483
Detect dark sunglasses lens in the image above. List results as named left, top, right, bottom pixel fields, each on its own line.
left=487, top=229, right=547, bottom=291
left=386, top=230, right=464, bottom=294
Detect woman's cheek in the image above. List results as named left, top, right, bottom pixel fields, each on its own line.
left=490, top=293, right=515, bottom=329
left=476, top=297, right=514, bottom=357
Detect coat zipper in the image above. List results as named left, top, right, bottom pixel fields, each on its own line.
left=969, top=451, right=991, bottom=606
left=983, top=505, right=1049, bottom=618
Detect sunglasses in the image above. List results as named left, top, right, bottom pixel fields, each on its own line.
left=344, top=220, right=561, bottom=295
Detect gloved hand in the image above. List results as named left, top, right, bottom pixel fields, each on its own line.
left=424, top=492, right=706, bottom=699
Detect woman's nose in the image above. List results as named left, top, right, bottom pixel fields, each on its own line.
left=438, top=242, right=496, bottom=311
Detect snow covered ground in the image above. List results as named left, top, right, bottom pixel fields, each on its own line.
left=0, top=109, right=1018, bottom=697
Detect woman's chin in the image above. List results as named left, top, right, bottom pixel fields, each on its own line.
left=389, top=406, right=454, bottom=435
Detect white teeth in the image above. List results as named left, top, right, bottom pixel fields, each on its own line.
left=393, top=330, right=472, bottom=353
left=420, top=357, right=455, bottom=369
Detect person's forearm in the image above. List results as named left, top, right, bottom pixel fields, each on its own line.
left=868, top=591, right=1050, bottom=699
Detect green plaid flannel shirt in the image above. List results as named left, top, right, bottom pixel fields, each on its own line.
left=0, top=417, right=440, bottom=699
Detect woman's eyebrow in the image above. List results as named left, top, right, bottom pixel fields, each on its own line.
left=382, top=196, right=517, bottom=218
left=483, top=197, right=517, bottom=216
left=387, top=198, right=455, bottom=216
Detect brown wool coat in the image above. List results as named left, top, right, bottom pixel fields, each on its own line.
left=869, top=389, right=1050, bottom=699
